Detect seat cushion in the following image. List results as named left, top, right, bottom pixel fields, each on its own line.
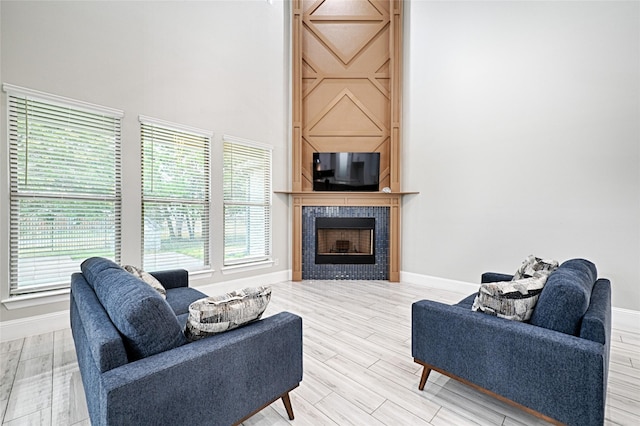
left=176, top=312, right=189, bottom=329
left=455, top=293, right=477, bottom=308
left=529, top=258, right=597, bottom=336
left=166, top=287, right=208, bottom=316
left=91, top=266, right=186, bottom=360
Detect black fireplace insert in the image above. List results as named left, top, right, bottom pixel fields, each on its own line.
left=315, top=217, right=375, bottom=264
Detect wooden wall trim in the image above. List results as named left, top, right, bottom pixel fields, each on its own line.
left=292, top=1, right=303, bottom=191
left=290, top=0, right=404, bottom=281
left=390, top=0, right=402, bottom=192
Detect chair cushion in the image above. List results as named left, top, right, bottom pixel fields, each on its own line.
left=455, top=293, right=477, bottom=308
left=91, top=267, right=186, bottom=360
left=472, top=275, right=547, bottom=321
left=81, top=257, right=121, bottom=290
left=185, top=286, right=271, bottom=341
left=529, top=258, right=597, bottom=335
left=166, top=286, right=208, bottom=316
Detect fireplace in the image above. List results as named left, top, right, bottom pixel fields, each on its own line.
left=302, top=206, right=389, bottom=280
left=315, top=217, right=375, bottom=264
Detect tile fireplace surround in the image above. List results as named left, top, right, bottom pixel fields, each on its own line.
left=303, top=206, right=389, bottom=280
left=281, top=191, right=413, bottom=282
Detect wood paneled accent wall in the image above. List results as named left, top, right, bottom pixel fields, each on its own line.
left=292, top=0, right=403, bottom=192
left=289, top=0, right=403, bottom=281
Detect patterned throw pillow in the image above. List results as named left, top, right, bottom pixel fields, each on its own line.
left=472, top=275, right=548, bottom=322
left=185, top=286, right=272, bottom=341
left=122, top=265, right=167, bottom=299
left=513, top=255, right=559, bottom=280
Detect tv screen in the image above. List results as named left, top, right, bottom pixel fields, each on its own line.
left=313, top=152, right=380, bottom=191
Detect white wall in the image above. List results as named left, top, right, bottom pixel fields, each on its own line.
left=2, top=0, right=639, bottom=327
left=0, top=0, right=290, bottom=322
left=403, top=0, right=640, bottom=311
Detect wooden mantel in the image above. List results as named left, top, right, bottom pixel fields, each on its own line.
left=276, top=191, right=417, bottom=282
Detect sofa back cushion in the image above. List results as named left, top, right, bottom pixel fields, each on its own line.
left=81, top=257, right=186, bottom=360
left=529, top=258, right=597, bottom=336
left=81, top=256, right=119, bottom=290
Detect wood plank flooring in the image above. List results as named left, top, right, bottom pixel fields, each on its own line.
left=1, top=279, right=639, bottom=425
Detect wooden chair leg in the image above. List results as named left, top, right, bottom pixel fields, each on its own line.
left=281, top=392, right=294, bottom=420
left=419, top=366, right=432, bottom=390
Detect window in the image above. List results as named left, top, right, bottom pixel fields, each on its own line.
left=223, top=136, right=272, bottom=266
left=140, top=116, right=211, bottom=272
left=5, top=84, right=122, bottom=295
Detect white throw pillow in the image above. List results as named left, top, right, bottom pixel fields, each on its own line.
left=472, top=275, right=548, bottom=322
left=512, top=255, right=558, bottom=280
left=185, top=286, right=272, bottom=341
left=122, top=265, right=167, bottom=299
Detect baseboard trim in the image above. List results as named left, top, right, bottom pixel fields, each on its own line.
left=195, top=270, right=291, bottom=295
left=2, top=269, right=637, bottom=341
left=611, top=308, right=640, bottom=334
left=1, top=310, right=71, bottom=342
left=400, top=271, right=640, bottom=334
left=400, top=271, right=479, bottom=294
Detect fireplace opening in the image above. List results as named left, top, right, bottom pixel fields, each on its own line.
left=315, top=217, right=375, bottom=264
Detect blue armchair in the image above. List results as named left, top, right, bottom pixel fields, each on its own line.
left=70, top=257, right=303, bottom=426
left=412, top=259, right=611, bottom=426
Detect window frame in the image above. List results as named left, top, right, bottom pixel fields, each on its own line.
left=222, top=134, right=273, bottom=267
left=139, top=115, right=212, bottom=273
left=3, top=83, right=123, bottom=297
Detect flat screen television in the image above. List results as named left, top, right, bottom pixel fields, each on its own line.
left=313, top=152, right=380, bottom=192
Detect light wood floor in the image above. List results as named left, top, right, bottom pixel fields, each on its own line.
left=1, top=279, right=639, bottom=425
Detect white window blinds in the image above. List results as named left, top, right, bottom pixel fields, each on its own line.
left=223, top=136, right=272, bottom=266
left=140, top=116, right=211, bottom=272
left=5, top=84, right=123, bottom=295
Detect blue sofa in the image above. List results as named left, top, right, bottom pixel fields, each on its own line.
left=412, top=259, right=611, bottom=426
left=70, top=257, right=303, bottom=426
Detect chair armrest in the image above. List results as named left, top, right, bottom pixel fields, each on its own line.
left=99, top=312, right=303, bottom=426
left=580, top=279, right=611, bottom=345
left=412, top=300, right=607, bottom=425
left=149, top=269, right=189, bottom=289
left=481, top=272, right=513, bottom=283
